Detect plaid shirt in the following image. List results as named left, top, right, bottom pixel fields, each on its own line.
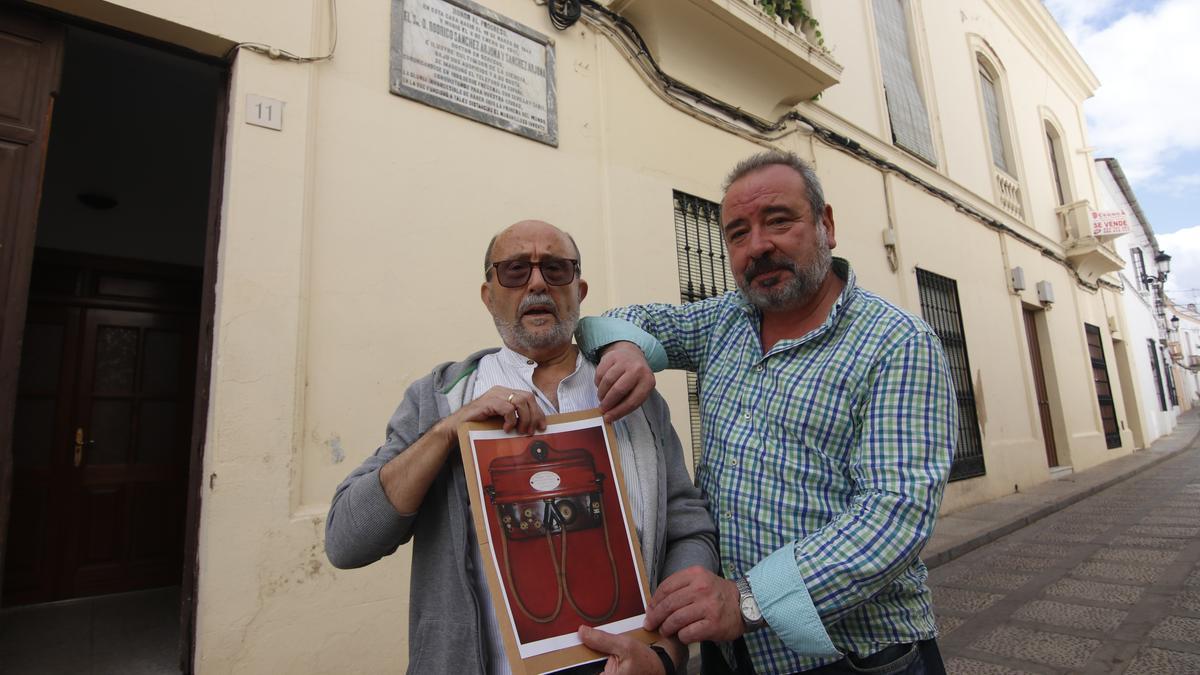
left=579, top=260, right=956, bottom=672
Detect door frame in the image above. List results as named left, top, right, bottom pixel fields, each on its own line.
left=0, top=8, right=229, bottom=674
left=179, top=67, right=228, bottom=674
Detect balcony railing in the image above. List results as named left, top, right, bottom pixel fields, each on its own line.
left=993, top=169, right=1024, bottom=220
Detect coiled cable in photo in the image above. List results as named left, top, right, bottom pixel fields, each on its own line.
left=485, top=440, right=620, bottom=624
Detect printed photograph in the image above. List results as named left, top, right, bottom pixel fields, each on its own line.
left=464, top=413, right=649, bottom=665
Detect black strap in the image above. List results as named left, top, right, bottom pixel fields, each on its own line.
left=650, top=645, right=677, bottom=675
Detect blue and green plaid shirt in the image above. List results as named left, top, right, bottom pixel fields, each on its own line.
left=578, top=260, right=956, bottom=672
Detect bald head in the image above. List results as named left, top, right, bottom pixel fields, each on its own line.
left=480, top=220, right=588, bottom=359
left=484, top=220, right=581, bottom=279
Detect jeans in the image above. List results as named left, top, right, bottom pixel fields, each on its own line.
left=701, top=638, right=946, bottom=675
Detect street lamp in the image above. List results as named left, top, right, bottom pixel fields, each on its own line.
left=1154, top=251, right=1172, bottom=279
left=1171, top=315, right=1181, bottom=333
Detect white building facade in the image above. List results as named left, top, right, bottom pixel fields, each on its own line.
left=1095, top=157, right=1180, bottom=445
left=0, top=0, right=1176, bottom=671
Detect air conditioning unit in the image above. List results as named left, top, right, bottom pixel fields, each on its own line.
left=1190, top=355, right=1200, bottom=368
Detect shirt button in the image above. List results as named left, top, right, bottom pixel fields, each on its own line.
left=526, top=359, right=534, bottom=365
left=755, top=365, right=764, bottom=372
left=730, top=459, right=738, bottom=467
left=743, top=412, right=751, bottom=421
left=723, top=511, right=732, bottom=520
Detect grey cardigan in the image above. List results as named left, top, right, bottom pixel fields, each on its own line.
left=325, top=349, right=719, bottom=674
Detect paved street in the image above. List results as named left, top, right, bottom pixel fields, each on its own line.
left=931, top=444, right=1200, bottom=674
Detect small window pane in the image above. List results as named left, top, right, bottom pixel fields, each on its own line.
left=13, top=398, right=55, bottom=467
left=18, top=322, right=65, bottom=392
left=137, top=401, right=178, bottom=464
left=95, top=326, right=138, bottom=393
left=91, top=400, right=133, bottom=464
left=141, top=330, right=182, bottom=394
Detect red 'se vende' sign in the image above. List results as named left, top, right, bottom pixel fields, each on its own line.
left=1090, top=210, right=1131, bottom=236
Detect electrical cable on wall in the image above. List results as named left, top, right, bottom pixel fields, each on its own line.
left=575, top=0, right=1117, bottom=293
left=224, top=0, right=338, bottom=63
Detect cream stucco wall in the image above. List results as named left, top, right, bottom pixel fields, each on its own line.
left=20, top=0, right=1161, bottom=671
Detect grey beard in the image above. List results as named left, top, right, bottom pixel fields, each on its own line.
left=736, top=223, right=832, bottom=311
left=493, top=293, right=580, bottom=353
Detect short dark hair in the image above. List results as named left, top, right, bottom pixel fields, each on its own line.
left=722, top=150, right=826, bottom=223
left=483, top=226, right=582, bottom=279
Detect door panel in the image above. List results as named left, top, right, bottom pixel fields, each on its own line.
left=1023, top=308, right=1059, bottom=468
left=6, top=256, right=198, bottom=605
left=0, top=8, right=64, bottom=603
left=5, top=303, right=79, bottom=603
left=69, top=307, right=196, bottom=597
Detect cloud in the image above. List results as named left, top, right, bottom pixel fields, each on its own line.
left=1150, top=172, right=1200, bottom=197
left=1045, top=0, right=1200, bottom=183
left=1158, top=224, right=1200, bottom=305
left=1042, top=0, right=1122, bottom=41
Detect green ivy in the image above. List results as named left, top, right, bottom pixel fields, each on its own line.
left=759, top=0, right=826, bottom=49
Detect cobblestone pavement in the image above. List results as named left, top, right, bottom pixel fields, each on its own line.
left=932, top=446, right=1200, bottom=674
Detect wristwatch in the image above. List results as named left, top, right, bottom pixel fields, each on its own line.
left=735, top=577, right=767, bottom=632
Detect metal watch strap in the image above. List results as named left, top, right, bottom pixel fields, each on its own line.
left=735, top=576, right=767, bottom=632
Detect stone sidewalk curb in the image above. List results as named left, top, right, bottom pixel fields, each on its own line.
left=923, top=410, right=1200, bottom=570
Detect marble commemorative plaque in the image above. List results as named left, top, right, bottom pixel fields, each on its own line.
left=392, top=0, right=558, bottom=146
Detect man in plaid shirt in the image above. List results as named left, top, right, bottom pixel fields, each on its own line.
left=576, top=151, right=956, bottom=674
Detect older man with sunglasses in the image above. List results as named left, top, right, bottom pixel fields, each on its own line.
left=325, top=220, right=718, bottom=674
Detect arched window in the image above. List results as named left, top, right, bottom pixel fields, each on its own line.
left=978, top=57, right=1011, bottom=172
left=1044, top=120, right=1071, bottom=206
left=973, top=47, right=1023, bottom=219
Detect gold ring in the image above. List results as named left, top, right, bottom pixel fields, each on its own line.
left=507, top=393, right=515, bottom=404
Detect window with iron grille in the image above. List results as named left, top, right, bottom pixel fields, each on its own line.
left=1162, top=345, right=1179, bottom=407
left=915, top=269, right=985, bottom=481
left=1085, top=324, right=1122, bottom=449
left=872, top=0, right=937, bottom=165
left=1131, top=247, right=1147, bottom=291
left=1148, top=339, right=1167, bottom=411
left=673, top=191, right=734, bottom=467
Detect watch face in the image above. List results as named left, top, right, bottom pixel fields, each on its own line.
left=741, top=595, right=762, bottom=622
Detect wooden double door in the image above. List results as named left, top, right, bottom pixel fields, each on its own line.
left=5, top=257, right=199, bottom=605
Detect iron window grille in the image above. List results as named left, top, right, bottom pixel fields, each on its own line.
left=673, top=191, right=733, bottom=467
left=1149, top=339, right=1167, bottom=412
left=915, top=269, right=986, bottom=481
left=1131, top=247, right=1147, bottom=291
left=1085, top=324, right=1122, bottom=449
left=1162, top=345, right=1179, bottom=407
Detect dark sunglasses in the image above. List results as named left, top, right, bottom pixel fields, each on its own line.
left=486, top=257, right=580, bottom=288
